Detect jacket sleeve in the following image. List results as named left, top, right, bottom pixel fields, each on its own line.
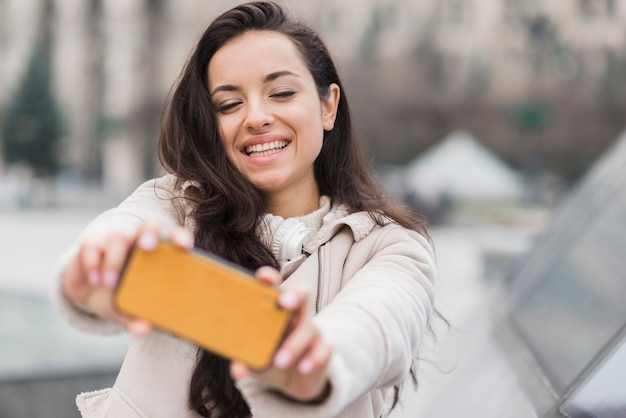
left=52, top=175, right=187, bottom=335
left=237, top=224, right=437, bottom=417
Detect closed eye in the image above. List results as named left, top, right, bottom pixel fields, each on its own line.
left=271, top=90, right=295, bottom=99
left=216, top=101, right=242, bottom=113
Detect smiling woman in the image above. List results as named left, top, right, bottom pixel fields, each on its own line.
left=53, top=2, right=437, bottom=418
left=208, top=30, right=339, bottom=214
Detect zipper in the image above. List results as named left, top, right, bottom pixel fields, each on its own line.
left=315, top=244, right=324, bottom=314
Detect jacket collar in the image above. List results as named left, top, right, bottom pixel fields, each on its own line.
left=178, top=177, right=384, bottom=252
left=304, top=202, right=383, bottom=253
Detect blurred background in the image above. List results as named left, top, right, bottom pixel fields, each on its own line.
left=1, top=0, right=625, bottom=417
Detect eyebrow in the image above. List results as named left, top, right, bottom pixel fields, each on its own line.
left=210, top=70, right=299, bottom=96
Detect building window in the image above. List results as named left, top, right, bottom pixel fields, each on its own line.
left=607, top=0, right=616, bottom=15
left=579, top=0, right=616, bottom=20
left=382, top=4, right=400, bottom=29
left=437, top=0, right=471, bottom=27
left=503, top=0, right=523, bottom=24
left=503, top=0, right=540, bottom=25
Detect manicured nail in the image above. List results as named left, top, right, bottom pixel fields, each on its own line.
left=298, top=358, right=314, bottom=375
left=274, top=350, right=292, bottom=369
left=88, top=271, right=101, bottom=286
left=176, top=231, right=194, bottom=248
left=278, top=292, right=299, bottom=309
left=138, top=231, right=158, bottom=250
left=230, top=362, right=250, bottom=381
left=104, top=270, right=118, bottom=288
left=128, top=320, right=152, bottom=337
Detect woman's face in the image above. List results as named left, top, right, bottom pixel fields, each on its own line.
left=208, top=31, right=339, bottom=208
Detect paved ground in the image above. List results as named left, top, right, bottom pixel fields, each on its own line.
left=0, top=207, right=104, bottom=296
left=391, top=225, right=537, bottom=418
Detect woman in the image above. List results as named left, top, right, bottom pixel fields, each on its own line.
left=55, top=2, right=437, bottom=417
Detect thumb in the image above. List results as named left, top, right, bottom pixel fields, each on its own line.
left=230, top=361, right=251, bottom=382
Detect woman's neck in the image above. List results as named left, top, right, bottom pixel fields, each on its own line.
left=264, top=186, right=321, bottom=218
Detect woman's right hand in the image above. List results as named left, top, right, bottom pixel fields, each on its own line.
left=61, top=218, right=194, bottom=335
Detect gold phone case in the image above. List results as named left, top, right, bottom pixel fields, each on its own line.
left=114, top=241, right=291, bottom=370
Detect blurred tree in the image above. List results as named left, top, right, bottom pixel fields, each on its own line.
left=143, top=0, right=167, bottom=178
left=83, top=0, right=105, bottom=182
left=412, top=21, right=445, bottom=91
left=1, top=40, right=63, bottom=177
left=359, top=5, right=384, bottom=61
left=1, top=0, right=63, bottom=178
left=512, top=102, right=548, bottom=131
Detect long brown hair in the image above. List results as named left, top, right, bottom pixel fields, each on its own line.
left=158, top=2, right=428, bottom=417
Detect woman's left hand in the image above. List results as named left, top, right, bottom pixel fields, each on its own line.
left=230, top=266, right=332, bottom=403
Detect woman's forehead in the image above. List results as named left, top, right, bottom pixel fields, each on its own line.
left=208, top=31, right=309, bottom=85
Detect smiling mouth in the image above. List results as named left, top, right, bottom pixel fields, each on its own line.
left=245, top=140, right=290, bottom=157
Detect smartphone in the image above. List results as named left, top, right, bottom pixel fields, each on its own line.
left=114, top=241, right=292, bottom=370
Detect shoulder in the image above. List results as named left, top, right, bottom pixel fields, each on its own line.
left=306, top=203, right=433, bottom=264
left=102, top=174, right=195, bottom=231
left=136, top=174, right=187, bottom=198
left=363, top=222, right=435, bottom=268
left=314, top=202, right=429, bottom=246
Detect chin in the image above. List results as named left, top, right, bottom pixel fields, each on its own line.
left=250, top=177, right=287, bottom=193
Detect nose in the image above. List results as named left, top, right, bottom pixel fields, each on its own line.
left=244, top=99, right=274, bottom=131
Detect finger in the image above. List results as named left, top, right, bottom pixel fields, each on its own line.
left=169, top=228, right=194, bottom=249
left=293, top=340, right=332, bottom=402
left=137, top=217, right=162, bottom=251
left=79, top=243, right=104, bottom=287
left=255, top=266, right=282, bottom=286
left=278, top=287, right=307, bottom=310
left=137, top=229, right=159, bottom=251
left=230, top=361, right=251, bottom=381
left=125, top=319, right=153, bottom=337
left=101, top=235, right=134, bottom=288
left=279, top=286, right=310, bottom=331
left=297, top=338, right=332, bottom=376
left=274, top=321, right=318, bottom=369
left=84, top=285, right=121, bottom=321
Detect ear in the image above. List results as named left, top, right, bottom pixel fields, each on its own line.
left=321, top=83, right=340, bottom=131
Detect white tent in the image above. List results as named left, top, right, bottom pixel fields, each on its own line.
left=404, top=131, right=525, bottom=202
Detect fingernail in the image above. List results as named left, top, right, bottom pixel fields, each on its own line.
left=298, top=358, right=314, bottom=375
left=128, top=320, right=152, bottom=337
left=104, top=270, right=118, bottom=288
left=230, top=362, right=250, bottom=381
left=274, top=350, right=292, bottom=369
left=278, top=292, right=299, bottom=309
left=138, top=231, right=158, bottom=250
left=257, top=266, right=278, bottom=279
left=177, top=231, right=194, bottom=248
left=88, top=271, right=101, bottom=286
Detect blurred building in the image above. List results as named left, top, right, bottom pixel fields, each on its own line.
left=404, top=130, right=525, bottom=201
left=0, top=0, right=625, bottom=192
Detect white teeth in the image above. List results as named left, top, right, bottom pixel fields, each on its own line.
left=245, top=141, right=288, bottom=156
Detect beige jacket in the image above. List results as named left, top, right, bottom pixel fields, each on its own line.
left=54, top=175, right=437, bottom=418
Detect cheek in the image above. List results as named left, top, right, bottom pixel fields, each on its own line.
left=293, top=103, right=325, bottom=134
